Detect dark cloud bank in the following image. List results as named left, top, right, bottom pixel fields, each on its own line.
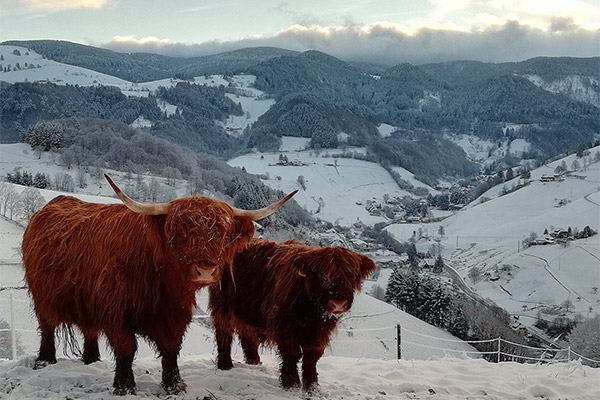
left=103, top=21, right=599, bottom=65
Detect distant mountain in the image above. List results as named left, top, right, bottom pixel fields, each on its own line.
left=1, top=40, right=298, bottom=82
left=419, top=57, right=600, bottom=86
left=419, top=56, right=600, bottom=107
left=0, top=40, right=598, bottom=183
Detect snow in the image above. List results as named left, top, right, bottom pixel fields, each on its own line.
left=0, top=46, right=130, bottom=87
left=231, top=140, right=600, bottom=327
left=446, top=133, right=533, bottom=163
left=3, top=154, right=599, bottom=400
left=229, top=138, right=438, bottom=226
left=377, top=123, right=396, bottom=137
left=0, top=354, right=597, bottom=400
left=524, top=74, right=600, bottom=108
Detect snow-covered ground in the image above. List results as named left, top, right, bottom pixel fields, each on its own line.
left=231, top=141, right=600, bottom=328
left=2, top=147, right=599, bottom=399
left=0, top=353, right=597, bottom=400
left=228, top=139, right=438, bottom=227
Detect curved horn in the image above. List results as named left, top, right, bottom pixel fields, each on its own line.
left=233, top=190, right=298, bottom=221
left=105, top=174, right=169, bottom=215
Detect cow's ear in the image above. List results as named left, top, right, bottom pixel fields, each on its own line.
left=233, top=216, right=255, bottom=240
left=292, top=252, right=310, bottom=279
left=360, top=255, right=376, bottom=280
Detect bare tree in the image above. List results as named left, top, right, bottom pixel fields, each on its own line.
left=18, top=187, right=46, bottom=222
left=77, top=168, right=88, bottom=189
left=0, top=182, right=18, bottom=218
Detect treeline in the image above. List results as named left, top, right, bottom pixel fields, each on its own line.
left=17, top=117, right=312, bottom=228
left=0, top=82, right=162, bottom=142
left=0, top=81, right=247, bottom=158
left=385, top=268, right=528, bottom=361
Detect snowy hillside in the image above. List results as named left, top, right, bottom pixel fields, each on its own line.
left=1, top=213, right=599, bottom=398
left=0, top=46, right=129, bottom=87
left=0, top=353, right=597, bottom=400
left=0, top=45, right=274, bottom=134
left=229, top=138, right=438, bottom=227
left=231, top=142, right=600, bottom=332
left=525, top=74, right=600, bottom=108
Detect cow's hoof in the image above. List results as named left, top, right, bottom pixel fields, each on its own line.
left=113, top=385, right=136, bottom=396
left=217, top=360, right=233, bottom=370
left=163, top=378, right=187, bottom=395
left=33, top=358, right=57, bottom=370
left=304, top=383, right=321, bottom=395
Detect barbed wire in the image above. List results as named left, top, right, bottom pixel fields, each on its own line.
left=1, top=292, right=598, bottom=365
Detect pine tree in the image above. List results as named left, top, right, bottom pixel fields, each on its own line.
left=433, top=255, right=444, bottom=273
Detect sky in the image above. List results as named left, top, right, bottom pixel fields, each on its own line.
left=0, top=0, right=599, bottom=65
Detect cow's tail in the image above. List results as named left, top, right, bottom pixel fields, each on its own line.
left=57, top=325, right=82, bottom=358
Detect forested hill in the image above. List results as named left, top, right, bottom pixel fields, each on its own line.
left=0, top=40, right=598, bottom=184
left=1, top=40, right=298, bottom=82
left=419, top=57, right=600, bottom=86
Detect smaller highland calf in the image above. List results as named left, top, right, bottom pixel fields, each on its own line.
left=209, top=238, right=375, bottom=391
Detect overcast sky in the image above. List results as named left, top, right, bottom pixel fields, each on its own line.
left=1, top=0, right=598, bottom=65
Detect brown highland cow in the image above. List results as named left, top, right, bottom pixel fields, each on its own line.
left=209, top=238, right=375, bottom=391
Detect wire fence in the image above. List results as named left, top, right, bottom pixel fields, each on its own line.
left=1, top=291, right=599, bottom=367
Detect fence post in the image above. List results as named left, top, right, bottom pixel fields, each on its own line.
left=397, top=324, right=401, bottom=360
left=568, top=346, right=571, bottom=362
left=497, top=337, right=501, bottom=363
left=10, top=292, right=17, bottom=360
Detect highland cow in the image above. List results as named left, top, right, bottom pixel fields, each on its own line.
left=22, top=174, right=296, bottom=395
left=209, top=238, right=375, bottom=391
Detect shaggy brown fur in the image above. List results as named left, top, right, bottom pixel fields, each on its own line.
left=208, top=238, right=375, bottom=391
left=22, top=192, right=259, bottom=395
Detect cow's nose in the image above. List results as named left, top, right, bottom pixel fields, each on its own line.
left=328, top=299, right=349, bottom=314
left=194, top=265, right=218, bottom=283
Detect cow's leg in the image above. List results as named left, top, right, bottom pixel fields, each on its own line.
left=82, top=330, right=101, bottom=364
left=239, top=331, right=261, bottom=365
left=301, top=345, right=325, bottom=391
left=35, top=320, right=57, bottom=368
left=277, top=340, right=301, bottom=389
left=105, top=328, right=137, bottom=396
left=215, top=327, right=234, bottom=370
left=155, top=339, right=186, bottom=395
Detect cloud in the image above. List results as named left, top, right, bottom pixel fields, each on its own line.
left=103, top=21, right=599, bottom=65
left=24, top=0, right=110, bottom=10
left=111, top=35, right=171, bottom=46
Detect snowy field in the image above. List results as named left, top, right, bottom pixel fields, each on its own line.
left=0, top=354, right=598, bottom=400
left=231, top=141, right=600, bottom=323
left=0, top=177, right=599, bottom=400
left=228, top=140, right=438, bottom=227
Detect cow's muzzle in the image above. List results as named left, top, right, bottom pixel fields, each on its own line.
left=327, top=299, right=350, bottom=314
left=192, top=264, right=218, bottom=284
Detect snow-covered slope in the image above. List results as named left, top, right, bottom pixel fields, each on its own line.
left=228, top=138, right=438, bottom=227
left=387, top=147, right=600, bottom=325
left=0, top=353, right=597, bottom=400
left=0, top=45, right=274, bottom=134
left=231, top=141, right=600, bottom=329
left=0, top=45, right=129, bottom=87
left=525, top=74, right=600, bottom=108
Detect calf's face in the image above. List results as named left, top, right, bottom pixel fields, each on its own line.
left=297, top=247, right=376, bottom=317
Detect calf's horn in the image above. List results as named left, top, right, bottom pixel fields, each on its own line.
left=233, top=190, right=298, bottom=221
left=105, top=174, right=169, bottom=215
